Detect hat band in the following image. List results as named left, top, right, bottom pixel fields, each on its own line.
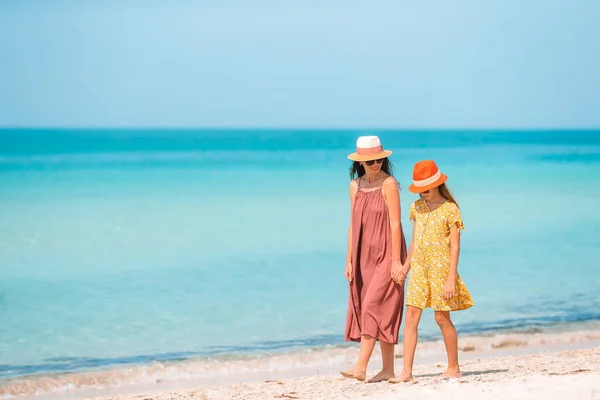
left=356, top=145, right=383, bottom=155
left=413, top=170, right=442, bottom=187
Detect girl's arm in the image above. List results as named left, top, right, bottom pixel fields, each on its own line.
left=444, top=223, right=461, bottom=299
left=449, top=224, right=461, bottom=280
left=402, top=221, right=416, bottom=277
left=345, top=180, right=359, bottom=281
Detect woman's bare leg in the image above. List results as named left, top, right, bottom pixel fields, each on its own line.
left=367, top=340, right=396, bottom=382
left=340, top=334, right=376, bottom=381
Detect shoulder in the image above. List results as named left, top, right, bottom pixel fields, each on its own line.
left=409, top=198, right=424, bottom=219
left=349, top=179, right=359, bottom=197
left=382, top=175, right=398, bottom=192
left=444, top=201, right=464, bottom=230
left=382, top=176, right=399, bottom=199
left=383, top=175, right=397, bottom=186
left=413, top=198, right=426, bottom=211
left=445, top=201, right=461, bottom=214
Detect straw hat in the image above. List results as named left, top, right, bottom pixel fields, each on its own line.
left=347, top=136, right=392, bottom=162
left=408, top=160, right=448, bottom=193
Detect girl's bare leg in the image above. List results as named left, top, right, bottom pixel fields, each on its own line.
left=390, top=306, right=422, bottom=383
left=435, top=310, right=461, bottom=378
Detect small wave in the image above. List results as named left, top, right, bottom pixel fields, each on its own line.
left=0, top=345, right=356, bottom=399
left=0, top=335, right=344, bottom=379
left=2, top=313, right=600, bottom=382
left=2, top=325, right=600, bottom=399
left=456, top=309, right=600, bottom=335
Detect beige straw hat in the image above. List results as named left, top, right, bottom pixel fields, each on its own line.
left=347, top=136, right=392, bottom=162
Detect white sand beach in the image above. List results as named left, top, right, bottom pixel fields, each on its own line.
left=81, top=329, right=599, bottom=400
left=3, top=329, right=599, bottom=400
left=87, top=344, right=600, bottom=400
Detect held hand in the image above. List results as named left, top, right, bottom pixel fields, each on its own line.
left=391, top=261, right=405, bottom=285
left=344, top=262, right=353, bottom=282
left=443, top=279, right=456, bottom=300
left=400, top=263, right=410, bottom=278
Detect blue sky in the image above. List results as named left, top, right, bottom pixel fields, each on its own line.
left=1, top=0, right=599, bottom=128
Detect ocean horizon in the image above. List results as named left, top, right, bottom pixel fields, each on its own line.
left=1, top=129, right=600, bottom=393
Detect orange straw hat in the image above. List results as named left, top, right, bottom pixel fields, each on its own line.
left=408, top=160, right=448, bottom=193
left=347, top=136, right=392, bottom=162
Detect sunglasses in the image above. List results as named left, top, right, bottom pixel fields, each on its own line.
left=365, top=158, right=386, bottom=166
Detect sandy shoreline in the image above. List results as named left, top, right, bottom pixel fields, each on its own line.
left=2, top=328, right=599, bottom=400
left=88, top=346, right=600, bottom=400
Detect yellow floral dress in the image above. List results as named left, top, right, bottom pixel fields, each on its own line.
left=405, top=198, right=474, bottom=311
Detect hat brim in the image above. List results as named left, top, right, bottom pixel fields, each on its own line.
left=408, top=173, right=448, bottom=193
left=347, top=150, right=392, bottom=162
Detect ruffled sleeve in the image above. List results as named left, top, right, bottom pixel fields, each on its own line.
left=409, top=201, right=416, bottom=223
left=446, top=202, right=465, bottom=231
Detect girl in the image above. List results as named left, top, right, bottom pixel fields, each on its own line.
left=391, top=160, right=474, bottom=382
left=341, top=136, right=408, bottom=383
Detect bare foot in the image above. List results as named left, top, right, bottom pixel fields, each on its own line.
left=367, top=369, right=395, bottom=383
left=441, top=368, right=461, bottom=378
left=340, top=367, right=366, bottom=382
left=388, top=371, right=413, bottom=384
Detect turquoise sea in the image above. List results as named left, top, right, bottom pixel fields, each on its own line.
left=1, top=130, right=600, bottom=392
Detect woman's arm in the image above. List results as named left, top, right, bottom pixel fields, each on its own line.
left=345, top=180, right=359, bottom=281
left=382, top=177, right=401, bottom=263
left=382, top=177, right=405, bottom=284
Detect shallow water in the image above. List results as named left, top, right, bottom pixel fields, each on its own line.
left=1, top=130, right=599, bottom=384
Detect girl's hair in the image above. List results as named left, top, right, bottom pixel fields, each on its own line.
left=349, top=158, right=395, bottom=180
left=420, top=183, right=459, bottom=207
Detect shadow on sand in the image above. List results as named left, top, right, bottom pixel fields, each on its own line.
left=415, top=369, right=509, bottom=379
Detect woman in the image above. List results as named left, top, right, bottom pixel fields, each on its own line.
left=341, top=135, right=408, bottom=383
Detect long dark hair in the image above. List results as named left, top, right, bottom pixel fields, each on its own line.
left=349, top=158, right=395, bottom=180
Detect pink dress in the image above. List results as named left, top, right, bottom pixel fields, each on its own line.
left=344, top=183, right=408, bottom=344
